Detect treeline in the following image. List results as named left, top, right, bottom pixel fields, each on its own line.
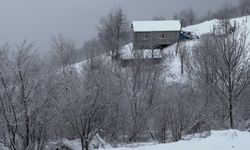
left=0, top=6, right=250, bottom=150
left=173, top=0, right=250, bottom=26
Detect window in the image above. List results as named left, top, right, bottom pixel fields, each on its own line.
left=159, top=33, right=165, bottom=39
left=141, top=33, right=148, bottom=39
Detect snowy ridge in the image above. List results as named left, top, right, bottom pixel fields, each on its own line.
left=184, top=15, right=250, bottom=37
left=183, top=19, right=219, bottom=36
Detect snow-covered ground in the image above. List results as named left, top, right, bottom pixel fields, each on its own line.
left=43, top=134, right=111, bottom=150
left=119, top=39, right=199, bottom=83
left=101, top=130, right=250, bottom=150
left=120, top=43, right=162, bottom=60
left=1, top=130, right=249, bottom=150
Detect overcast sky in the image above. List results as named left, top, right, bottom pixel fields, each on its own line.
left=0, top=0, right=237, bottom=53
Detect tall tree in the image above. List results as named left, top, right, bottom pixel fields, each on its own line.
left=50, top=34, right=75, bottom=70
left=0, top=41, right=51, bottom=150
left=188, top=20, right=250, bottom=128
left=97, top=7, right=130, bottom=59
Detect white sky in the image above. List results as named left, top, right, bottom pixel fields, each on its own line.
left=0, top=0, right=237, bottom=54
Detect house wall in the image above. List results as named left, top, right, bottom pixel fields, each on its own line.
left=133, top=31, right=180, bottom=50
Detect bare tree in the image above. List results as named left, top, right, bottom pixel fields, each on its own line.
left=97, top=7, right=130, bottom=60
left=212, top=2, right=238, bottom=20
left=50, top=34, right=75, bottom=70
left=152, top=16, right=166, bottom=20
left=179, top=43, right=188, bottom=75
left=174, top=7, right=196, bottom=26
left=239, top=0, right=250, bottom=16
left=154, top=81, right=171, bottom=143
left=51, top=48, right=110, bottom=150
left=122, top=58, right=164, bottom=142
left=212, top=20, right=250, bottom=128
left=84, top=39, right=104, bottom=56
left=0, top=41, right=51, bottom=150
left=0, top=42, right=18, bottom=150
left=188, top=20, right=250, bottom=128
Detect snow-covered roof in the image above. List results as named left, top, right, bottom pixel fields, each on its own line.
left=132, top=20, right=181, bottom=32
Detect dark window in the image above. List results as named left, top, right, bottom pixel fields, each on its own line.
left=159, top=33, right=165, bottom=39
left=141, top=33, right=148, bottom=39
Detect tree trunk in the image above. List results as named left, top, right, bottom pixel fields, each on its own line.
left=81, top=138, right=89, bottom=150
left=23, top=111, right=30, bottom=150
left=81, top=138, right=85, bottom=150
left=10, top=130, right=17, bottom=150
left=229, top=97, right=234, bottom=128
left=161, top=125, right=166, bottom=143
left=181, top=55, right=184, bottom=74
left=85, top=140, right=89, bottom=150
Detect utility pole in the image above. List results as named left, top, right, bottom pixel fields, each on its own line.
left=176, top=19, right=184, bottom=56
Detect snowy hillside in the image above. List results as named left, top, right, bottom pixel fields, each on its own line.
left=120, top=15, right=250, bottom=83
left=163, top=15, right=250, bottom=82
left=70, top=15, right=250, bottom=84
left=183, top=15, right=250, bottom=37
left=101, top=130, right=250, bottom=150
left=183, top=19, right=220, bottom=36
left=69, top=15, right=250, bottom=84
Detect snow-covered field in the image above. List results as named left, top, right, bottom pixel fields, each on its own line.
left=100, top=130, right=250, bottom=150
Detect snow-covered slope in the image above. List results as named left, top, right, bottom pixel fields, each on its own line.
left=119, top=39, right=199, bottom=83
left=163, top=15, right=250, bottom=82
left=71, top=15, right=250, bottom=83
left=101, top=130, right=250, bottom=150
left=183, top=19, right=219, bottom=36
left=183, top=15, right=250, bottom=36
left=120, top=43, right=162, bottom=60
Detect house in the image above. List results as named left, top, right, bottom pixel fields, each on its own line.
left=132, top=20, right=181, bottom=50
